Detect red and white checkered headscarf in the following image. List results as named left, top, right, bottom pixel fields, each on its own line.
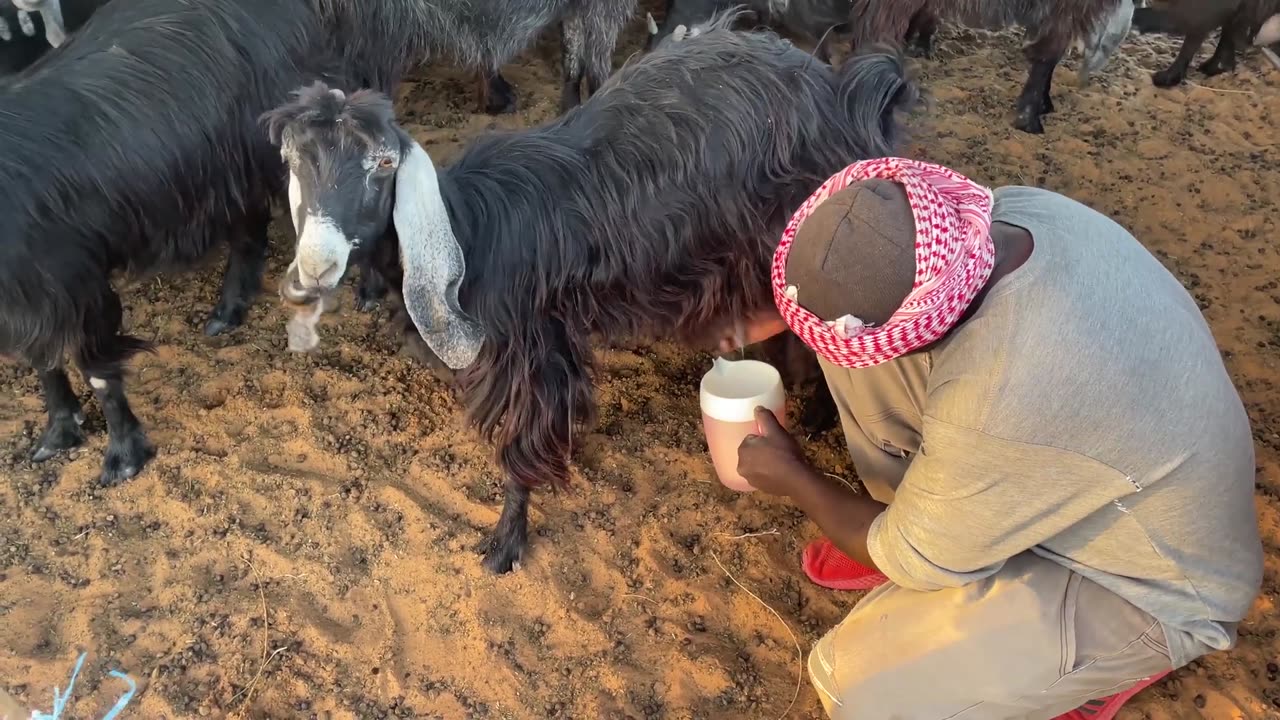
left=772, top=158, right=995, bottom=369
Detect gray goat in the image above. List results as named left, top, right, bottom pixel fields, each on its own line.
left=315, top=0, right=637, bottom=115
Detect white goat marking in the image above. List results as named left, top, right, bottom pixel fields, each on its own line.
left=285, top=293, right=336, bottom=353
left=287, top=170, right=303, bottom=232
left=89, top=377, right=108, bottom=390
left=17, top=9, right=35, bottom=36
left=0, top=18, right=11, bottom=41
left=295, top=212, right=351, bottom=288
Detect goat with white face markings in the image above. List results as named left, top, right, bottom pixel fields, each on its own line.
left=0, top=0, right=380, bottom=486
left=265, top=13, right=917, bottom=574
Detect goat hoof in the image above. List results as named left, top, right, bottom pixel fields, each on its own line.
left=484, top=95, right=518, bottom=116
left=906, top=43, right=933, bottom=59
left=354, top=276, right=387, bottom=312
left=1012, top=110, right=1046, bottom=135
left=1198, top=57, right=1234, bottom=77
left=476, top=535, right=524, bottom=574
left=32, top=413, right=87, bottom=462
left=98, top=431, right=155, bottom=487
left=483, top=77, right=518, bottom=116
left=1151, top=68, right=1184, bottom=88
left=204, top=307, right=245, bottom=336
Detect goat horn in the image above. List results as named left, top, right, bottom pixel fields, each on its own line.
left=672, top=24, right=687, bottom=42
left=646, top=12, right=658, bottom=35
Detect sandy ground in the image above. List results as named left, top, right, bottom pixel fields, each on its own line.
left=2, top=6, right=1279, bottom=719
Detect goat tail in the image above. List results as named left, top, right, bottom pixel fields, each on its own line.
left=833, top=43, right=919, bottom=159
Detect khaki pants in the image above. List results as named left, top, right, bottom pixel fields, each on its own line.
left=811, top=357, right=1174, bottom=719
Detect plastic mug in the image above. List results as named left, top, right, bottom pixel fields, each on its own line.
left=699, top=357, right=787, bottom=492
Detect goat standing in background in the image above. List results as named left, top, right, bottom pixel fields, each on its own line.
left=0, top=0, right=106, bottom=73
left=313, top=0, right=636, bottom=115
left=645, top=0, right=1133, bottom=87
left=850, top=0, right=1125, bottom=134
left=643, top=0, right=856, bottom=60
left=0, top=0, right=364, bottom=485
left=266, top=15, right=916, bottom=574
left=1132, top=0, right=1280, bottom=86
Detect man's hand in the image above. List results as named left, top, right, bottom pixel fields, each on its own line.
left=736, top=406, right=819, bottom=496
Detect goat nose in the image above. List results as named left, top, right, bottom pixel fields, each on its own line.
left=298, top=260, right=340, bottom=289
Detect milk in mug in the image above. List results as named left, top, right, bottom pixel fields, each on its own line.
left=699, top=357, right=787, bottom=492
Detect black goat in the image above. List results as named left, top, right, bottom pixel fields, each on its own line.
left=0, top=0, right=106, bottom=73
left=850, top=0, right=1130, bottom=133
left=647, top=0, right=1133, bottom=88
left=643, top=0, right=955, bottom=61
left=0, top=0, right=371, bottom=484
left=265, top=14, right=916, bottom=573
left=1133, top=0, right=1280, bottom=86
left=313, top=0, right=637, bottom=116
left=643, top=0, right=855, bottom=60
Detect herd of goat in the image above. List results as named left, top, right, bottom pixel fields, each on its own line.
left=1, top=0, right=1277, bottom=574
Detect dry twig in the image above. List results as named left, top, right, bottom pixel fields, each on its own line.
left=710, top=550, right=802, bottom=720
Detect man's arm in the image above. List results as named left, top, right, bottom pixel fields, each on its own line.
left=736, top=407, right=886, bottom=568
left=781, top=465, right=886, bottom=571
left=739, top=408, right=1130, bottom=592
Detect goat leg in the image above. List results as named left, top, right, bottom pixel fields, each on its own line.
left=559, top=16, right=587, bottom=113
left=31, top=367, right=86, bottom=462
left=78, top=291, right=155, bottom=486
left=1152, top=28, right=1212, bottom=87
left=206, top=213, right=269, bottom=336
left=477, top=70, right=517, bottom=116
left=1198, top=15, right=1239, bottom=77
left=88, top=374, right=155, bottom=486
left=353, top=262, right=388, bottom=312
left=1013, top=34, right=1066, bottom=134
left=476, top=478, right=530, bottom=574
left=905, top=9, right=938, bottom=59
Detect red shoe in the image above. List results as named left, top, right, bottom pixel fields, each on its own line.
left=1053, top=670, right=1171, bottom=720
left=802, top=538, right=890, bottom=591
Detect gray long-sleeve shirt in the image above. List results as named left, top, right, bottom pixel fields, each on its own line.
left=863, top=186, right=1263, bottom=669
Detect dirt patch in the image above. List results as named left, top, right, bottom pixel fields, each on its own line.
left=2, top=9, right=1278, bottom=720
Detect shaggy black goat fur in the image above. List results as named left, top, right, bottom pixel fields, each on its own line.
left=850, top=0, right=1123, bottom=133
left=265, top=15, right=916, bottom=573
left=313, top=0, right=637, bottom=115
left=644, top=0, right=940, bottom=61
left=0, top=0, right=365, bottom=485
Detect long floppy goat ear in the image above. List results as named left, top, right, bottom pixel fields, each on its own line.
left=393, top=136, right=484, bottom=370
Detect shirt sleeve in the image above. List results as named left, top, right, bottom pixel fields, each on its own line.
left=865, top=415, right=1134, bottom=592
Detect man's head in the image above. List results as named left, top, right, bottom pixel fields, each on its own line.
left=784, top=178, right=917, bottom=327
left=770, top=157, right=996, bottom=370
